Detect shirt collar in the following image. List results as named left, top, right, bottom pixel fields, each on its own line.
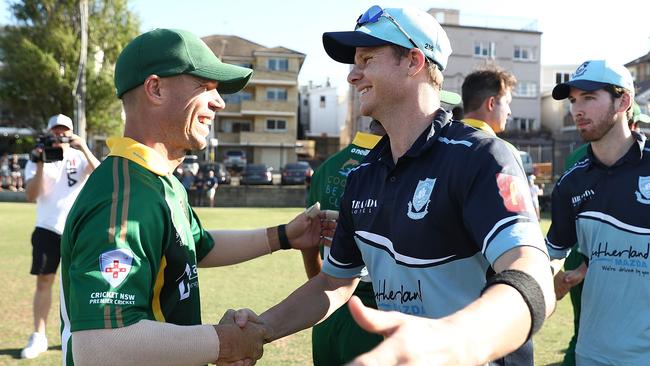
left=107, top=137, right=171, bottom=176
left=373, top=108, right=452, bottom=166
left=351, top=132, right=382, bottom=149
left=586, top=132, right=647, bottom=169
left=462, top=118, right=496, bottom=137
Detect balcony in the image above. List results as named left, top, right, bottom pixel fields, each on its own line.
left=241, top=100, right=296, bottom=115
left=249, top=69, right=298, bottom=85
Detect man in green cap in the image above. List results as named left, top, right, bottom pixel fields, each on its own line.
left=59, top=28, right=334, bottom=366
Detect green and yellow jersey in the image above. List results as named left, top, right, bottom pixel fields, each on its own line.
left=60, top=137, right=214, bottom=365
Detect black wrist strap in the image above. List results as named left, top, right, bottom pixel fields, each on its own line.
left=482, top=269, right=546, bottom=341
left=277, top=224, right=291, bottom=250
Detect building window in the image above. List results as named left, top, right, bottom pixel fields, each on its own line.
left=266, top=119, right=287, bottom=131
left=474, top=41, right=496, bottom=58
left=320, top=95, right=326, bottom=108
left=221, top=120, right=252, bottom=133
left=646, top=64, right=650, bottom=76
left=555, top=72, right=571, bottom=84
left=266, top=88, right=288, bottom=101
left=222, top=91, right=252, bottom=104
left=303, top=99, right=308, bottom=106
left=267, top=58, right=289, bottom=71
left=513, top=81, right=538, bottom=98
left=631, top=69, right=637, bottom=81
left=512, top=117, right=535, bottom=132
left=513, top=46, right=534, bottom=61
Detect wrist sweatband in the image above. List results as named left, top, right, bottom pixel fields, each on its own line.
left=481, top=269, right=546, bottom=341
left=277, top=224, right=292, bottom=250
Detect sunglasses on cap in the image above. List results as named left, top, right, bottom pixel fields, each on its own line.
left=356, top=5, right=433, bottom=65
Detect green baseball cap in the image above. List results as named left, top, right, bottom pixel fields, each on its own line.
left=633, top=102, right=650, bottom=124
left=115, top=28, right=253, bottom=98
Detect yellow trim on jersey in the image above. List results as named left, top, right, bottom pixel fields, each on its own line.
left=351, top=132, right=382, bottom=149
left=107, top=137, right=170, bottom=176
left=152, top=256, right=168, bottom=322
left=462, top=119, right=522, bottom=163
left=462, top=118, right=496, bottom=137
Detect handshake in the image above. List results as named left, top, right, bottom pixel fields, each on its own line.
left=213, top=309, right=271, bottom=366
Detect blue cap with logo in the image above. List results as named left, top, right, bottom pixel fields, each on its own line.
left=552, top=60, right=634, bottom=100
left=322, top=6, right=459, bottom=104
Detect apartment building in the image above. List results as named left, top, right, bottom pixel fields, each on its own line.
left=431, top=8, right=542, bottom=138
left=345, top=9, right=543, bottom=144
left=202, top=35, right=305, bottom=170
left=299, top=81, right=349, bottom=160
left=626, top=52, right=650, bottom=114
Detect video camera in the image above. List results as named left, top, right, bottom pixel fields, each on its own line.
left=30, top=134, right=70, bottom=163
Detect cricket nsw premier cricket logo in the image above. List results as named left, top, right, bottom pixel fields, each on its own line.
left=100, top=248, right=134, bottom=288
left=407, top=178, right=436, bottom=220
left=636, top=176, right=650, bottom=204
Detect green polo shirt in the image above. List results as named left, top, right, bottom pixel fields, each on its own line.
left=60, top=137, right=214, bottom=365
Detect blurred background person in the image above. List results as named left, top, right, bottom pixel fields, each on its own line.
left=20, top=114, right=99, bottom=359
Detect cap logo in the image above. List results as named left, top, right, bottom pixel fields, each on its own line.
left=424, top=43, right=435, bottom=51
left=573, top=61, right=590, bottom=78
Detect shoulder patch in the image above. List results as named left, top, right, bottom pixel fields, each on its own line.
left=496, top=173, right=534, bottom=213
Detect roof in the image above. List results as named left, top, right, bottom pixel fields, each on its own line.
left=625, top=52, right=650, bottom=67
left=202, top=35, right=304, bottom=58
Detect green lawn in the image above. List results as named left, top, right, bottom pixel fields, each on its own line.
left=0, top=203, right=571, bottom=365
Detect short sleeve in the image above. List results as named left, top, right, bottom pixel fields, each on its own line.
left=460, top=139, right=547, bottom=265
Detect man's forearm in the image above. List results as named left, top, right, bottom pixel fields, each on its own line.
left=79, top=144, right=101, bottom=171
left=261, top=272, right=357, bottom=342
left=450, top=247, right=555, bottom=364
left=72, top=320, right=218, bottom=366
left=301, top=247, right=322, bottom=279
left=24, top=164, right=44, bottom=201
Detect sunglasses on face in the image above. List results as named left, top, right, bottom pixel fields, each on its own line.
left=356, top=5, right=434, bottom=65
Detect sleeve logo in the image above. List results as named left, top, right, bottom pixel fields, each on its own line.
left=100, top=248, right=134, bottom=288
left=496, top=173, right=533, bottom=213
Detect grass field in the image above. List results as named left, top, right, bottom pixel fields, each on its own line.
left=0, top=203, right=572, bottom=365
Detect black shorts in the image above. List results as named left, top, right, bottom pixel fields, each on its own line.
left=30, top=227, right=61, bottom=275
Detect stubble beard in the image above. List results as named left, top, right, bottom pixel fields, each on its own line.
left=578, top=104, right=617, bottom=143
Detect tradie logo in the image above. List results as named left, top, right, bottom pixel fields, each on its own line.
left=351, top=198, right=378, bottom=215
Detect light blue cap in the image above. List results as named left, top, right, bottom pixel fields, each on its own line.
left=552, top=60, right=634, bottom=100
left=323, top=6, right=452, bottom=71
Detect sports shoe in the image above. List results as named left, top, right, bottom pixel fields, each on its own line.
left=20, top=332, right=48, bottom=359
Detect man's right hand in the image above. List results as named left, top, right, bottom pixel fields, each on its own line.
left=213, top=322, right=267, bottom=365
left=214, top=308, right=271, bottom=365
left=553, top=262, right=587, bottom=300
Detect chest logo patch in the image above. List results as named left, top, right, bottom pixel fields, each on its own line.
left=635, top=176, right=650, bottom=204
left=407, top=178, right=436, bottom=220
left=496, top=173, right=533, bottom=213
left=100, top=248, right=134, bottom=288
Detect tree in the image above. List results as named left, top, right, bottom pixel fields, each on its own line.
left=0, top=0, right=139, bottom=136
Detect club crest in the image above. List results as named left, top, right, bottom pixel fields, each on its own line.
left=100, top=248, right=134, bottom=288
left=635, top=176, right=650, bottom=204
left=407, top=178, right=436, bottom=220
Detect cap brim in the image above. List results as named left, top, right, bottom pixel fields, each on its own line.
left=552, top=80, right=609, bottom=100
left=323, top=31, right=394, bottom=64
left=440, top=90, right=461, bottom=105
left=636, top=113, right=650, bottom=124
left=191, top=62, right=253, bottom=95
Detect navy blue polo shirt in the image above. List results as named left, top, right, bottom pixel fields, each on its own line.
left=546, top=132, right=650, bottom=365
left=322, top=110, right=546, bottom=320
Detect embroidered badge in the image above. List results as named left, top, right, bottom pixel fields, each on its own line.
left=99, top=248, right=134, bottom=288
left=407, top=178, right=436, bottom=220
left=635, top=176, right=650, bottom=204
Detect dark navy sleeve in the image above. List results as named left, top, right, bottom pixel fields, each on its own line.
left=545, top=177, right=577, bottom=259
left=322, top=171, right=366, bottom=278
left=460, top=139, right=547, bottom=264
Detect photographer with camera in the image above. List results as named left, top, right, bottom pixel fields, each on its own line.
left=20, top=114, right=100, bottom=359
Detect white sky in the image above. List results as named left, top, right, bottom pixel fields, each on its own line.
left=3, top=0, right=650, bottom=89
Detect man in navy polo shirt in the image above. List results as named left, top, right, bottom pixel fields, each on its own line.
left=546, top=60, right=650, bottom=366
left=230, top=6, right=555, bottom=365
